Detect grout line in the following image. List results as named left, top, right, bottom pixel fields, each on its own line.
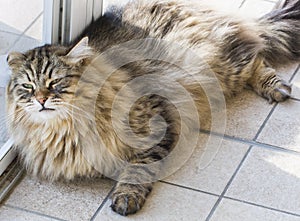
left=0, top=30, right=22, bottom=36
left=224, top=196, right=300, bottom=218
left=4, top=11, right=43, bottom=54
left=291, top=97, right=300, bottom=102
left=204, top=145, right=253, bottom=221
left=90, top=184, right=116, bottom=221
left=253, top=141, right=300, bottom=155
left=253, top=103, right=277, bottom=141
left=5, top=204, right=67, bottom=221
left=288, top=64, right=300, bottom=101
left=288, top=64, right=300, bottom=83
left=159, top=180, right=220, bottom=197
left=199, top=130, right=300, bottom=156
left=239, top=0, right=247, bottom=8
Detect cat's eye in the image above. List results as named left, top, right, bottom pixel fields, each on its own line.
left=48, top=78, right=62, bottom=89
left=22, top=83, right=34, bottom=89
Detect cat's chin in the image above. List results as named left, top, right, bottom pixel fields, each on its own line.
left=28, top=110, right=64, bottom=123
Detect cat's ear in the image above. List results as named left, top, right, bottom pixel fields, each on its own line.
left=65, top=37, right=94, bottom=64
left=7, top=52, right=26, bottom=69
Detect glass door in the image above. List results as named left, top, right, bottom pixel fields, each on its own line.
left=0, top=0, right=44, bottom=176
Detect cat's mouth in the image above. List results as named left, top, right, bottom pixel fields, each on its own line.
left=39, top=107, right=55, bottom=112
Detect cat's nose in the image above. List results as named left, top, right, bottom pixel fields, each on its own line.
left=37, top=97, right=48, bottom=106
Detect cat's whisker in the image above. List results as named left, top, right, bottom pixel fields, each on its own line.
left=0, top=108, right=23, bottom=125
left=60, top=102, right=94, bottom=120
left=63, top=106, right=93, bottom=122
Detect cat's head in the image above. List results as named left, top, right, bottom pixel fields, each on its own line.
left=6, top=37, right=95, bottom=123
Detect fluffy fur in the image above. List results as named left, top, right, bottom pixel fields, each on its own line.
left=6, top=0, right=300, bottom=215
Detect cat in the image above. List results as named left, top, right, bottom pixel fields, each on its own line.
left=5, top=0, right=300, bottom=216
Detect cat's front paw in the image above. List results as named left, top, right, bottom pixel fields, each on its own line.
left=111, top=192, right=145, bottom=216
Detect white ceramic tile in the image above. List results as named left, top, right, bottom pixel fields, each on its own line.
left=0, top=55, right=11, bottom=87
left=6, top=176, right=114, bottom=221
left=164, top=134, right=249, bottom=194
left=223, top=89, right=274, bottom=139
left=0, top=21, right=22, bottom=35
left=226, top=146, right=300, bottom=215
left=211, top=199, right=300, bottom=221
left=0, top=206, right=57, bottom=221
left=257, top=100, right=300, bottom=152
left=95, top=183, right=218, bottom=221
left=276, top=64, right=299, bottom=82
left=7, top=36, right=43, bottom=54
left=25, top=13, right=43, bottom=41
left=0, top=0, right=43, bottom=34
left=0, top=31, right=19, bottom=55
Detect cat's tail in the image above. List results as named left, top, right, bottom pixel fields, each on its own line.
left=259, top=0, right=300, bottom=67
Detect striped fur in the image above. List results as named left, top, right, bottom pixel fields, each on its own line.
left=6, top=0, right=300, bottom=216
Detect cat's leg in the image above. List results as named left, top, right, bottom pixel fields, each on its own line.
left=110, top=94, right=180, bottom=215
left=247, top=60, right=291, bottom=103
left=110, top=146, right=165, bottom=215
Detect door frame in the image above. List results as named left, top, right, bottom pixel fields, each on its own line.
left=43, top=0, right=103, bottom=44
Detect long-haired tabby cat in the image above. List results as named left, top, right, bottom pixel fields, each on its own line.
left=5, top=0, right=300, bottom=216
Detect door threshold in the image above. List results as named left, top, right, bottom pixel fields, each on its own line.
left=0, top=139, right=15, bottom=176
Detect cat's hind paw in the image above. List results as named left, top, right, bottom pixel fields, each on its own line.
left=264, top=80, right=291, bottom=103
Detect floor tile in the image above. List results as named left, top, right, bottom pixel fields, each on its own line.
left=257, top=100, right=300, bottom=152
left=164, top=134, right=249, bottom=194
left=211, top=199, right=300, bottom=221
left=239, top=0, right=275, bottom=18
left=0, top=31, right=20, bottom=55
left=7, top=35, right=43, bottom=54
left=25, top=13, right=43, bottom=41
left=291, top=68, right=300, bottom=100
left=0, top=0, right=43, bottom=34
left=0, top=206, right=57, bottom=221
left=0, top=21, right=22, bottom=35
left=5, top=175, right=114, bottom=221
left=276, top=64, right=299, bottom=82
left=226, top=146, right=300, bottom=215
left=94, top=183, right=218, bottom=221
left=0, top=55, right=10, bottom=87
left=223, top=89, right=273, bottom=139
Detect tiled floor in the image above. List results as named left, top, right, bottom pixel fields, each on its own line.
left=1, top=0, right=300, bottom=221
